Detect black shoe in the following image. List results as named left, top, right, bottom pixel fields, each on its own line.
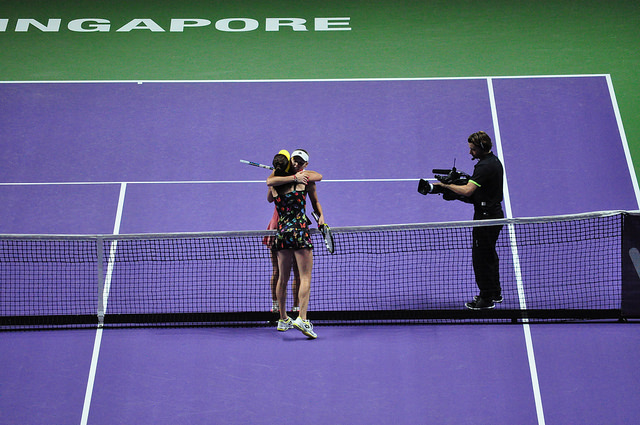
left=474, top=295, right=503, bottom=303
left=465, top=298, right=495, bottom=310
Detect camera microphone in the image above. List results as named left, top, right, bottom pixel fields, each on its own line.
left=432, top=169, right=452, bottom=175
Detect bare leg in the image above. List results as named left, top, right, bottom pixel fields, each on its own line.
left=269, top=250, right=279, bottom=304
left=292, top=256, right=301, bottom=309
left=276, top=250, right=293, bottom=320
left=293, top=249, right=313, bottom=320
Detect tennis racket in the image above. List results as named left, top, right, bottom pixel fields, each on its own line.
left=240, top=159, right=274, bottom=170
left=312, top=211, right=335, bottom=254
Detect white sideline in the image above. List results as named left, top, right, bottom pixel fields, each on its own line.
left=488, top=78, right=546, bottom=425
left=80, top=183, right=126, bottom=425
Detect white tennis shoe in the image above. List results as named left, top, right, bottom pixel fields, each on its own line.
left=292, top=317, right=317, bottom=339
left=277, top=317, right=294, bottom=331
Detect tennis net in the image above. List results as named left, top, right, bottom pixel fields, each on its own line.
left=2, top=210, right=640, bottom=329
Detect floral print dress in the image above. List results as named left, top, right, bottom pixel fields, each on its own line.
left=272, top=190, right=313, bottom=251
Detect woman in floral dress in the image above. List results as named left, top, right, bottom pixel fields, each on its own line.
left=267, top=149, right=324, bottom=338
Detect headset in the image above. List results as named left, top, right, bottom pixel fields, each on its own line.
left=470, top=131, right=492, bottom=152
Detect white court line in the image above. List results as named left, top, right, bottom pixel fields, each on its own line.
left=80, top=183, right=126, bottom=425
left=0, top=74, right=610, bottom=84
left=487, top=78, right=545, bottom=425
left=606, top=75, right=640, bottom=209
left=0, top=178, right=420, bottom=186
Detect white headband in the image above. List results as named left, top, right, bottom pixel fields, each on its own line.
left=291, top=150, right=309, bottom=163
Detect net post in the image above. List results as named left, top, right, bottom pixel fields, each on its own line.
left=96, top=236, right=105, bottom=327
left=622, top=212, right=640, bottom=318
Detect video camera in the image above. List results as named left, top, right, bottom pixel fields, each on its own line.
left=417, top=165, right=470, bottom=196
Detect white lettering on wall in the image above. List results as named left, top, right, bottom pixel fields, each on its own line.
left=68, top=19, right=111, bottom=32
left=0, top=17, right=352, bottom=33
left=169, top=19, right=212, bottom=32
left=315, top=17, right=351, bottom=31
left=116, top=19, right=165, bottom=32
left=15, top=18, right=62, bottom=32
left=265, top=18, right=308, bottom=32
left=214, top=18, right=260, bottom=32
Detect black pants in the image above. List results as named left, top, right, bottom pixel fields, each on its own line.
left=472, top=216, right=503, bottom=299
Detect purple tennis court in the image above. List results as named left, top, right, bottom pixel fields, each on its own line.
left=1, top=76, right=640, bottom=424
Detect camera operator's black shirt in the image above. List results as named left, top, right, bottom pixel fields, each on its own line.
left=469, top=153, right=504, bottom=219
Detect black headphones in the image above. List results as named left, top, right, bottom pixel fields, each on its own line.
left=480, top=139, right=489, bottom=152
left=472, top=139, right=490, bottom=152
left=469, top=131, right=491, bottom=153
left=476, top=135, right=491, bottom=152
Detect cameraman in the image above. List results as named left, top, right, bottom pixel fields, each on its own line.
left=434, top=131, right=504, bottom=310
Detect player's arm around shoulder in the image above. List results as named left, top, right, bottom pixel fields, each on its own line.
left=267, top=173, right=298, bottom=187
left=303, top=170, right=323, bottom=182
